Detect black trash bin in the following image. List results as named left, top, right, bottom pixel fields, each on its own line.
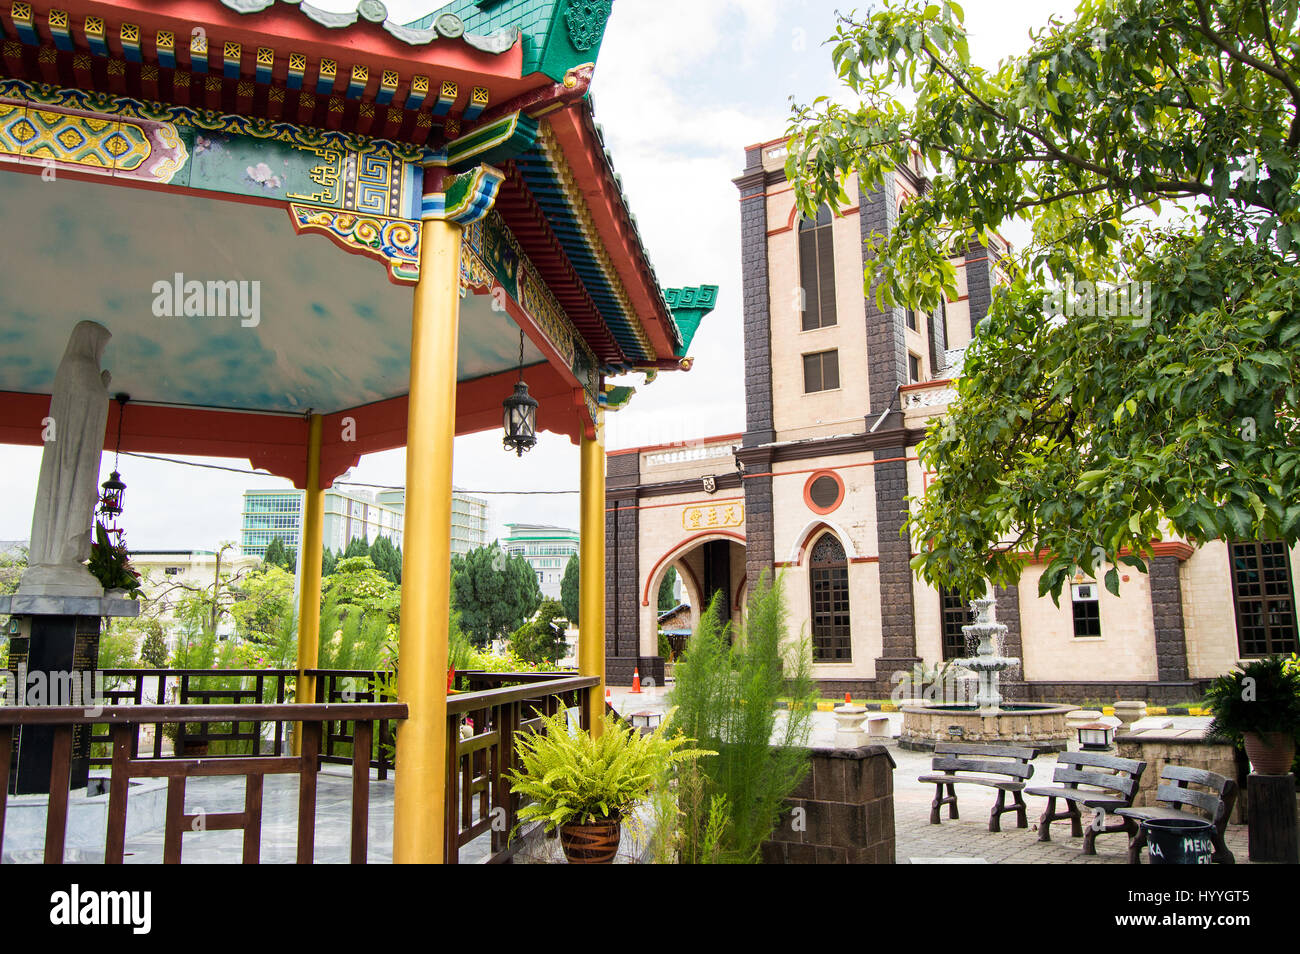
left=1143, top=817, right=1215, bottom=864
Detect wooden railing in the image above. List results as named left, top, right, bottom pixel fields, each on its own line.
left=444, top=673, right=599, bottom=864
left=94, top=668, right=294, bottom=761
left=0, top=703, right=406, bottom=864
left=7, top=668, right=596, bottom=864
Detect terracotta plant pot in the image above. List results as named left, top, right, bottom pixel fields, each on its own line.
left=559, top=816, right=621, bottom=864
left=1243, top=731, right=1297, bottom=775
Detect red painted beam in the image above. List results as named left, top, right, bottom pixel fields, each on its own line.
left=0, top=361, right=587, bottom=490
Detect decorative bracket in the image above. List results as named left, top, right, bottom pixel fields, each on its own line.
left=287, top=204, right=420, bottom=284
left=421, top=163, right=505, bottom=224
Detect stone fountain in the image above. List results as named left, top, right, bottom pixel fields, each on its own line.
left=953, top=598, right=1018, bottom=713
left=899, top=597, right=1072, bottom=753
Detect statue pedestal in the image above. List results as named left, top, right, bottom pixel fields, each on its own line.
left=1, top=594, right=139, bottom=796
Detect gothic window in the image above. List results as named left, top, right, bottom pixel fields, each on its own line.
left=810, top=533, right=851, bottom=661
left=798, top=205, right=837, bottom=330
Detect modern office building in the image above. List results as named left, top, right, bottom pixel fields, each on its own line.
left=241, top=487, right=488, bottom=561
left=502, top=523, right=580, bottom=601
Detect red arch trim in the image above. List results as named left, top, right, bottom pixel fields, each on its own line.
left=641, top=530, right=746, bottom=607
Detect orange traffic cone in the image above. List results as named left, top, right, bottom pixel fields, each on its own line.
left=844, top=692, right=852, bottom=704
left=630, top=668, right=642, bottom=693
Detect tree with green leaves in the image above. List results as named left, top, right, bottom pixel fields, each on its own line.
left=321, top=547, right=338, bottom=579
left=508, top=598, right=569, bottom=666
left=451, top=543, right=543, bottom=647
left=262, top=536, right=295, bottom=573
left=789, top=0, right=1300, bottom=600
left=323, top=555, right=399, bottom=623
left=369, top=535, right=402, bottom=584
left=343, top=536, right=371, bottom=561
left=658, top=566, right=679, bottom=613
left=230, top=563, right=296, bottom=642
left=559, top=553, right=580, bottom=626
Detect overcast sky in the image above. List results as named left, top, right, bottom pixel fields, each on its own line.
left=0, top=0, right=1076, bottom=551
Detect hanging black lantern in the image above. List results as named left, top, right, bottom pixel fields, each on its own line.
left=99, top=470, right=126, bottom=519
left=502, top=331, right=539, bottom=456
left=99, top=393, right=129, bottom=520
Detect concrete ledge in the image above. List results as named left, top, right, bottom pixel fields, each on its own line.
left=0, top=594, right=140, bottom=618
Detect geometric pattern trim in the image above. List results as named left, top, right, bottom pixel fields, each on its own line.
left=287, top=204, right=421, bottom=285
left=0, top=78, right=423, bottom=218
left=0, top=98, right=188, bottom=182
left=0, top=78, right=430, bottom=163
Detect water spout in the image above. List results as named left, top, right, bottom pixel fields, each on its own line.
left=953, top=598, right=1018, bottom=715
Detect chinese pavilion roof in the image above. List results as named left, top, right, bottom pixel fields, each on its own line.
left=0, top=0, right=716, bottom=484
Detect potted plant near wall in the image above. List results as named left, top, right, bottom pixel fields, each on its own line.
left=507, top=708, right=707, bottom=863
left=1204, top=656, right=1300, bottom=774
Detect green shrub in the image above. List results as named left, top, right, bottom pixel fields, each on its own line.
left=667, top=572, right=815, bottom=863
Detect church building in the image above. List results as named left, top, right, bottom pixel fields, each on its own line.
left=603, top=137, right=1300, bottom=704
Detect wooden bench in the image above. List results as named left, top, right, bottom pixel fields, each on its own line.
left=1026, top=751, right=1147, bottom=854
left=918, top=743, right=1036, bottom=832
left=1116, top=765, right=1237, bottom=864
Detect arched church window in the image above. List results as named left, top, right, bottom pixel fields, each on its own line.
left=809, top=533, right=851, bottom=661
left=798, top=205, right=837, bottom=331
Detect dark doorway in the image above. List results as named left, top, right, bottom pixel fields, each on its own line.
left=702, top=539, right=732, bottom=624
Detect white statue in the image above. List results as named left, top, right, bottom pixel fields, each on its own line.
left=17, top=321, right=113, bottom=598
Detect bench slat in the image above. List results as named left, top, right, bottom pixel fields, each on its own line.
left=931, top=757, right=1033, bottom=779
left=919, top=774, right=1024, bottom=790
left=1056, top=751, right=1145, bottom=774
left=1050, top=767, right=1138, bottom=797
left=1154, top=783, right=1221, bottom=816
left=934, top=742, right=1036, bottom=761
left=1160, top=765, right=1230, bottom=791
left=1026, top=785, right=1128, bottom=807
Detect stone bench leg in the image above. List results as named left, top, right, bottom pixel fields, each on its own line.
left=989, top=789, right=1027, bottom=833
left=1082, top=810, right=1133, bottom=856
left=1037, top=796, right=1083, bottom=842
left=929, top=782, right=958, bottom=825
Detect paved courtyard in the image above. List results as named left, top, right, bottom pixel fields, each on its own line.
left=611, top=685, right=1252, bottom=865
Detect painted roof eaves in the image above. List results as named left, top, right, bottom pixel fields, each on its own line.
left=218, top=0, right=518, bottom=53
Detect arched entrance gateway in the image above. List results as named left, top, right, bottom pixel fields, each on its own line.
left=605, top=435, right=747, bottom=685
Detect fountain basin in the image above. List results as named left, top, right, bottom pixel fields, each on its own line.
left=899, top=702, right=1074, bottom=754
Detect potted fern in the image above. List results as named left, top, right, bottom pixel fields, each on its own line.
left=1204, top=656, right=1300, bottom=775
left=507, top=708, right=706, bottom=863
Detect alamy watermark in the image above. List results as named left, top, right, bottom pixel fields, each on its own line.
left=151, top=272, right=261, bottom=328
left=0, top=665, right=105, bottom=716
left=1043, top=278, right=1152, bottom=326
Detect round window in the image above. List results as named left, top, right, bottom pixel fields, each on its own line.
left=804, top=471, right=844, bottom=514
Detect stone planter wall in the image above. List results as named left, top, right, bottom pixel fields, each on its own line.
left=1115, top=727, right=1241, bottom=810
left=762, top=744, right=896, bottom=864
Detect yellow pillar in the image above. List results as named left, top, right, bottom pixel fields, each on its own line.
left=294, top=413, right=324, bottom=753
left=392, top=217, right=463, bottom=864
left=578, top=411, right=606, bottom=734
